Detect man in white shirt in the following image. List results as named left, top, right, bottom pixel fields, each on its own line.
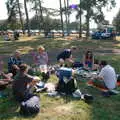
left=92, top=60, right=117, bottom=90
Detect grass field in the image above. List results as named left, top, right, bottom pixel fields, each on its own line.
left=0, top=36, right=120, bottom=120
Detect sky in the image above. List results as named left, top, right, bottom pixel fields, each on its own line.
left=0, top=0, right=120, bottom=28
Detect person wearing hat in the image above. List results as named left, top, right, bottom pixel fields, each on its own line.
left=8, top=50, right=23, bottom=76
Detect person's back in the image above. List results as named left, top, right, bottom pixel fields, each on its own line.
left=100, top=65, right=116, bottom=90
left=13, top=72, right=33, bottom=100
left=57, top=49, right=71, bottom=61
left=12, top=64, right=34, bottom=102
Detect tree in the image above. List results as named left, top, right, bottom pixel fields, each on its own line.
left=76, top=0, right=83, bottom=38
left=30, top=0, right=59, bottom=32
left=69, top=22, right=79, bottom=31
left=30, top=0, right=44, bottom=31
left=113, top=9, right=120, bottom=33
left=24, top=0, right=31, bottom=36
left=17, top=0, right=24, bottom=34
left=76, top=0, right=116, bottom=39
left=38, top=0, right=44, bottom=31
left=0, top=20, right=8, bottom=31
left=6, top=0, right=19, bottom=30
left=59, top=0, right=64, bottom=37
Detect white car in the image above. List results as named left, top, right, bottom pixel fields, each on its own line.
left=101, top=32, right=111, bottom=38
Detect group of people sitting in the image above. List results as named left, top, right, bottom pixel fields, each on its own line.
left=56, top=47, right=117, bottom=91
left=0, top=45, right=118, bottom=115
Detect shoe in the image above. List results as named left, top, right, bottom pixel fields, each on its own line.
left=83, top=94, right=94, bottom=103
left=102, top=92, right=110, bottom=97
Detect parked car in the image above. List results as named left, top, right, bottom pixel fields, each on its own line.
left=92, top=31, right=113, bottom=39
left=92, top=31, right=102, bottom=39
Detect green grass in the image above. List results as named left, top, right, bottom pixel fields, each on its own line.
left=0, top=36, right=120, bottom=120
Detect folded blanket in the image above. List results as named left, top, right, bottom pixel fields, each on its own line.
left=87, top=80, right=120, bottom=92
left=87, top=80, right=108, bottom=92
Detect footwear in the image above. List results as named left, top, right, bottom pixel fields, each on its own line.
left=83, top=94, right=94, bottom=103
left=102, top=92, right=110, bottom=97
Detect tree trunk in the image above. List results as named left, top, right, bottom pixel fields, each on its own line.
left=59, top=0, right=64, bottom=37
left=24, top=0, right=31, bottom=36
left=86, top=10, right=90, bottom=40
left=66, top=0, right=70, bottom=36
left=17, top=0, right=25, bottom=34
left=64, top=0, right=68, bottom=36
left=79, top=0, right=82, bottom=38
left=35, top=1, right=38, bottom=22
left=38, top=0, right=43, bottom=32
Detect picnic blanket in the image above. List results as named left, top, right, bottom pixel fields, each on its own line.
left=75, top=68, right=98, bottom=78
left=87, top=80, right=120, bottom=93
left=87, top=80, right=108, bottom=92
left=117, top=81, right=120, bottom=86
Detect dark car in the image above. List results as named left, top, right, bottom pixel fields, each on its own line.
left=92, top=32, right=102, bottom=39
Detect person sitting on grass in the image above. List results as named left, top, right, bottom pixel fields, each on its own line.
left=8, top=50, right=23, bottom=76
left=0, top=56, right=13, bottom=90
left=83, top=50, right=94, bottom=70
left=0, top=72, right=13, bottom=90
left=92, top=59, right=100, bottom=71
left=90, top=60, right=117, bottom=90
left=33, top=46, right=49, bottom=82
left=57, top=46, right=77, bottom=67
left=12, top=64, right=39, bottom=102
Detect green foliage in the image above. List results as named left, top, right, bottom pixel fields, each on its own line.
left=76, top=0, right=116, bottom=38
left=6, top=0, right=20, bottom=30
left=113, top=9, right=120, bottom=33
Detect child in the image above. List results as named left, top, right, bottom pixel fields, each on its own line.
left=33, top=46, right=49, bottom=82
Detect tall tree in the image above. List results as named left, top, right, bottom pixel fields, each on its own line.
left=24, top=0, right=31, bottom=36
left=77, top=0, right=83, bottom=38
left=6, top=0, right=19, bottom=30
left=66, top=0, right=70, bottom=35
left=17, top=0, right=24, bottom=34
left=38, top=0, right=44, bottom=32
left=63, top=0, right=68, bottom=34
left=59, top=0, right=64, bottom=37
left=77, top=0, right=116, bottom=39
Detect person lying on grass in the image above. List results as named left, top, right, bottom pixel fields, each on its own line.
left=12, top=64, right=40, bottom=102
left=32, top=45, right=49, bottom=82
left=8, top=50, right=23, bottom=76
left=57, top=46, right=77, bottom=67
left=89, top=60, right=117, bottom=90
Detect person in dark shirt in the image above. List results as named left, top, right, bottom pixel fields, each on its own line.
left=12, top=64, right=39, bottom=102
left=57, top=46, right=77, bottom=66
left=8, top=50, right=23, bottom=76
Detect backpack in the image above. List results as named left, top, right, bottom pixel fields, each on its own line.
left=56, top=78, right=77, bottom=95
left=56, top=67, right=77, bottom=95
left=20, top=95, right=40, bottom=116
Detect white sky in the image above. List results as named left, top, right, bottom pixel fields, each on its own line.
left=0, top=0, right=120, bottom=28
